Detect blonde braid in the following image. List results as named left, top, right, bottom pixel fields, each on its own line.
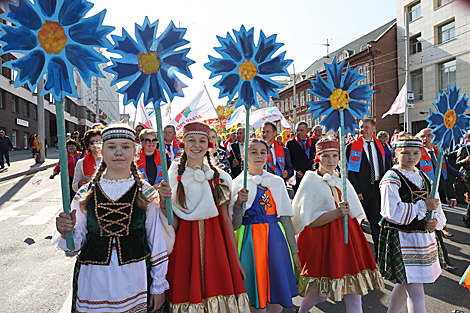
left=176, top=152, right=188, bottom=210
left=206, top=151, right=223, bottom=205
left=130, top=161, right=151, bottom=211
left=79, top=160, right=107, bottom=213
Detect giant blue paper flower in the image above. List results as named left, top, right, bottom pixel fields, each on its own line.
left=307, top=57, right=375, bottom=134
left=204, top=26, right=292, bottom=109
left=0, top=0, right=114, bottom=101
left=426, top=83, right=470, bottom=152
left=104, top=18, right=194, bottom=107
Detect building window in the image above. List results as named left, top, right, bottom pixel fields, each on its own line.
left=437, top=20, right=455, bottom=44
left=33, top=105, right=37, bottom=120
left=411, top=69, right=424, bottom=101
left=407, top=1, right=421, bottom=22
left=437, top=0, right=452, bottom=8
left=301, top=92, right=305, bottom=106
left=290, top=96, right=293, bottom=109
left=11, top=130, right=17, bottom=148
left=23, top=100, right=28, bottom=117
left=24, top=134, right=28, bottom=149
left=364, top=64, right=370, bottom=84
left=410, top=33, right=422, bottom=54
left=438, top=59, right=456, bottom=92
left=11, top=95, right=17, bottom=113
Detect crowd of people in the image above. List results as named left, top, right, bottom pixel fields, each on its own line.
left=49, top=119, right=468, bottom=313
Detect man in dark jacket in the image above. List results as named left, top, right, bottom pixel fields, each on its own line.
left=229, top=127, right=245, bottom=178
left=0, top=130, right=14, bottom=169
left=456, top=139, right=470, bottom=228
left=262, top=121, right=293, bottom=182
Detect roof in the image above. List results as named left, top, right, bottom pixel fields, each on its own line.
left=280, top=18, right=396, bottom=92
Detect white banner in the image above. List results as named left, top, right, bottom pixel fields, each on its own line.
left=225, top=106, right=291, bottom=130
left=133, top=96, right=153, bottom=129
left=169, top=88, right=218, bottom=134
left=382, top=80, right=407, bottom=119
left=225, top=106, right=247, bottom=130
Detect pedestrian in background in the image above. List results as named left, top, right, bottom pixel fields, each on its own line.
left=72, top=129, right=102, bottom=192
left=378, top=134, right=445, bottom=313
left=456, top=135, right=470, bottom=228
left=50, top=139, right=81, bottom=202
left=53, top=124, right=169, bottom=312
left=377, top=130, right=393, bottom=168
left=209, top=128, right=232, bottom=175
left=32, top=134, right=42, bottom=164
left=0, top=130, right=14, bottom=169
left=136, top=129, right=164, bottom=188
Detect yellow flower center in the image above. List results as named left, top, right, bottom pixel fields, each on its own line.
left=329, top=89, right=350, bottom=110
left=238, top=60, right=257, bottom=80
left=138, top=52, right=160, bottom=75
left=38, top=21, right=68, bottom=55
left=444, top=109, right=457, bottom=129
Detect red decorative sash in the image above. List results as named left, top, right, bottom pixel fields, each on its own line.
left=420, top=147, right=447, bottom=181
left=136, top=148, right=163, bottom=184
left=83, top=153, right=98, bottom=177
left=347, top=136, right=385, bottom=173
left=266, top=141, right=285, bottom=177
left=165, top=137, right=181, bottom=158
left=296, top=136, right=312, bottom=158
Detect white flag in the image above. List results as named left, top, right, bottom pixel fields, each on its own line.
left=382, top=80, right=407, bottom=119
left=225, top=106, right=247, bottom=130
left=169, top=88, right=218, bottom=134
left=134, top=96, right=153, bottom=129
left=250, top=107, right=291, bottom=130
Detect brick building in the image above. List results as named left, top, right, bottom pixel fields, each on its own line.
left=273, top=19, right=400, bottom=136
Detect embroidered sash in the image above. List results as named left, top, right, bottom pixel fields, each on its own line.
left=296, top=136, right=312, bottom=158
left=420, top=147, right=447, bottom=181
left=165, top=137, right=181, bottom=158
left=347, top=136, right=385, bottom=173
left=266, top=141, right=285, bottom=177
left=136, top=149, right=163, bottom=184
left=83, top=153, right=98, bottom=177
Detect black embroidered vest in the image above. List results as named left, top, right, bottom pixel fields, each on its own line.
left=380, top=168, right=431, bottom=233
left=78, top=182, right=150, bottom=265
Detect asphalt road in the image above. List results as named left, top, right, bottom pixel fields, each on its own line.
left=0, top=170, right=469, bottom=312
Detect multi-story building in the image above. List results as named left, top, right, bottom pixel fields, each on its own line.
left=397, top=0, right=470, bottom=134
left=0, top=17, right=119, bottom=149
left=273, top=19, right=400, bottom=135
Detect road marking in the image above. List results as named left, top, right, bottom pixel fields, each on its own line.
left=0, top=172, right=40, bottom=187
left=0, top=189, right=50, bottom=222
left=20, top=205, right=61, bottom=225
left=59, top=290, right=72, bottom=313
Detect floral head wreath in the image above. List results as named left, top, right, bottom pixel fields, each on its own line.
left=314, top=139, right=340, bottom=163
left=180, top=122, right=214, bottom=149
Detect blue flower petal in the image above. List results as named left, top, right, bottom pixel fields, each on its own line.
left=153, top=21, right=190, bottom=57
left=44, top=57, right=77, bottom=100
left=454, top=93, right=469, bottom=115
left=238, top=80, right=256, bottom=108
left=0, top=25, right=38, bottom=53
left=7, top=49, right=45, bottom=89
left=308, top=73, right=333, bottom=99
left=234, top=26, right=254, bottom=60
left=254, top=31, right=282, bottom=64
left=37, top=0, right=56, bottom=18
left=341, top=64, right=365, bottom=90
left=104, top=58, right=139, bottom=85
left=306, top=100, right=332, bottom=117
left=215, top=33, right=243, bottom=63
left=135, top=17, right=158, bottom=52
left=348, top=84, right=375, bottom=101
left=434, top=92, right=448, bottom=114
left=58, top=0, right=93, bottom=27
left=326, top=57, right=344, bottom=89
left=119, top=73, right=149, bottom=106
left=343, top=109, right=358, bottom=134
left=427, top=110, right=444, bottom=126
left=214, top=73, right=240, bottom=100
left=158, top=68, right=186, bottom=103
left=109, top=29, right=141, bottom=57
left=320, top=109, right=340, bottom=133
left=252, top=76, right=282, bottom=102
left=447, top=84, right=459, bottom=109
left=160, top=48, right=194, bottom=79
left=146, top=73, right=165, bottom=106
left=8, top=0, right=42, bottom=31
left=257, top=51, right=292, bottom=76
left=205, top=57, right=237, bottom=78
left=68, top=10, right=114, bottom=48
left=65, top=45, right=107, bottom=87
left=348, top=100, right=371, bottom=119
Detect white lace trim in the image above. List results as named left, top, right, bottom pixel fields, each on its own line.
left=100, top=174, right=134, bottom=185
left=149, top=277, right=170, bottom=295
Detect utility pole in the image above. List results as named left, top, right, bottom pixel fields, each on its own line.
left=405, top=12, right=412, bottom=133
left=95, top=76, right=100, bottom=124
left=323, top=38, right=330, bottom=56
left=292, top=64, right=297, bottom=128
left=37, top=78, right=45, bottom=161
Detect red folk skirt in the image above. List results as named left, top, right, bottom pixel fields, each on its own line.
left=297, top=216, right=384, bottom=301
left=167, top=206, right=249, bottom=312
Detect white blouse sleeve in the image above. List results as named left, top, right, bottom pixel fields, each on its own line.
left=72, top=158, right=84, bottom=192
left=432, top=190, right=446, bottom=230
left=143, top=184, right=170, bottom=295
left=51, top=185, right=89, bottom=253
left=379, top=170, right=428, bottom=225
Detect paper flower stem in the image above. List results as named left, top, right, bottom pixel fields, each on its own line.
left=154, top=103, right=174, bottom=225
left=428, top=149, right=443, bottom=220
left=53, top=78, right=75, bottom=251
left=339, top=110, right=348, bottom=244
left=243, top=110, right=250, bottom=211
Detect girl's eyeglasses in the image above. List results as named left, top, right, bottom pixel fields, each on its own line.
left=90, top=140, right=102, bottom=146
left=143, top=138, right=158, bottom=144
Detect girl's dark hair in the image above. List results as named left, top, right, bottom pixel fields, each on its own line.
left=248, top=138, right=269, bottom=151
left=83, top=129, right=102, bottom=153
left=175, top=151, right=225, bottom=209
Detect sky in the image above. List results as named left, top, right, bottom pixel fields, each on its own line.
left=87, top=0, right=397, bottom=121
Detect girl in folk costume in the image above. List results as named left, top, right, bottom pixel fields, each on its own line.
left=72, top=129, right=103, bottom=192
left=230, top=139, right=299, bottom=312
left=292, top=137, right=384, bottom=313
left=136, top=129, right=164, bottom=188
left=53, top=125, right=169, bottom=313
left=157, top=122, right=250, bottom=312
left=378, top=135, right=446, bottom=313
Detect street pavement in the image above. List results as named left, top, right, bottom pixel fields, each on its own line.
left=0, top=149, right=59, bottom=182
left=0, top=162, right=469, bottom=312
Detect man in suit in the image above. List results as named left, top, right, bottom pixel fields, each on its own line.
left=346, top=118, right=388, bottom=258
left=229, top=127, right=244, bottom=178
left=417, top=128, right=457, bottom=270
left=262, top=121, right=293, bottom=182
left=162, top=125, right=181, bottom=168
left=456, top=137, right=470, bottom=228
left=286, top=122, right=315, bottom=193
